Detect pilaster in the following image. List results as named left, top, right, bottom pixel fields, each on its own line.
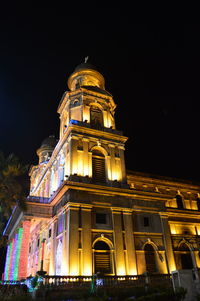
left=61, top=210, right=68, bottom=275
left=49, top=219, right=56, bottom=275
left=68, top=205, right=79, bottom=275
left=160, top=214, right=176, bottom=273
left=69, top=136, right=79, bottom=175
left=18, top=220, right=31, bottom=279
left=123, top=211, right=137, bottom=275
left=118, top=145, right=126, bottom=183
left=112, top=209, right=126, bottom=275
left=81, top=207, right=92, bottom=275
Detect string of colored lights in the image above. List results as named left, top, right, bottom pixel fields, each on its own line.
left=10, top=233, right=18, bottom=280
left=4, top=242, right=12, bottom=280
left=8, top=238, right=15, bottom=280
left=13, top=228, right=23, bottom=280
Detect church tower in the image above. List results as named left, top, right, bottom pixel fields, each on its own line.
left=57, top=61, right=128, bottom=186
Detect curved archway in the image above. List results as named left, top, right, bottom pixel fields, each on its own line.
left=144, top=244, right=158, bottom=274
left=93, top=240, right=112, bottom=274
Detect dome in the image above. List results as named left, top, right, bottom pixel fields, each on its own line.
left=40, top=135, right=57, bottom=149
left=73, top=62, right=100, bottom=73
left=68, top=61, right=105, bottom=91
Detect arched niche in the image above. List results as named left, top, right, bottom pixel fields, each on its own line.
left=92, top=239, right=113, bottom=275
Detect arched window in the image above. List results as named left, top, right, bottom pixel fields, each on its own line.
left=93, top=240, right=112, bottom=274
left=90, top=107, right=103, bottom=128
left=178, top=243, right=193, bottom=269
left=92, top=149, right=106, bottom=183
left=144, top=244, right=157, bottom=274
left=176, top=195, right=184, bottom=209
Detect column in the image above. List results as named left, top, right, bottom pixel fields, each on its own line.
left=123, top=211, right=137, bottom=275
left=82, top=138, right=89, bottom=177
left=106, top=155, right=112, bottom=180
left=14, top=228, right=23, bottom=280
left=61, top=210, right=68, bottom=275
left=69, top=136, right=79, bottom=175
left=9, top=235, right=16, bottom=280
left=82, top=207, right=92, bottom=275
left=4, top=241, right=12, bottom=280
left=118, top=145, right=126, bottom=183
left=83, top=105, right=90, bottom=123
left=49, top=220, right=56, bottom=275
left=18, top=220, right=31, bottom=279
left=160, top=214, right=176, bottom=273
left=112, top=209, right=126, bottom=275
left=68, top=205, right=79, bottom=275
left=109, top=144, right=115, bottom=181
left=103, top=110, right=108, bottom=127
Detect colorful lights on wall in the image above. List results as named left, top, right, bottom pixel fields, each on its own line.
left=4, top=222, right=30, bottom=281
left=13, top=228, right=23, bottom=280
left=4, top=242, right=12, bottom=280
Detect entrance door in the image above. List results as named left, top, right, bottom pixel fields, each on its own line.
left=178, top=243, right=193, bottom=269
left=144, top=244, right=157, bottom=274
left=181, top=253, right=193, bottom=269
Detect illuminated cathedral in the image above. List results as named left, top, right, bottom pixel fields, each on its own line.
left=3, top=62, right=200, bottom=280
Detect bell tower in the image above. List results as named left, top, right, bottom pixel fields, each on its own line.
left=57, top=61, right=128, bottom=186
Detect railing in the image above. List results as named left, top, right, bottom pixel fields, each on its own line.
left=69, top=119, right=123, bottom=136
left=42, top=274, right=172, bottom=289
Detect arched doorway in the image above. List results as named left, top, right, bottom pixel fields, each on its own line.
left=144, top=244, right=157, bottom=274
left=93, top=240, right=112, bottom=274
left=92, top=149, right=106, bottom=183
left=178, top=243, right=193, bottom=269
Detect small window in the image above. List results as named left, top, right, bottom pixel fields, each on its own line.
left=96, top=213, right=107, bottom=224
left=144, top=217, right=150, bottom=227
left=49, top=228, right=52, bottom=238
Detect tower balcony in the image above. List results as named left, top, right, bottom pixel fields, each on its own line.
left=68, top=119, right=123, bottom=136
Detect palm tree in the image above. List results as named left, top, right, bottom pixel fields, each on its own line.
left=0, top=151, right=28, bottom=233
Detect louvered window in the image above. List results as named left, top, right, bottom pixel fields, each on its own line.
left=92, top=150, right=106, bottom=183
left=94, top=241, right=112, bottom=274
left=90, top=107, right=103, bottom=128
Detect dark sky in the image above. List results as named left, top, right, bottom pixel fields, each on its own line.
left=1, top=6, right=200, bottom=182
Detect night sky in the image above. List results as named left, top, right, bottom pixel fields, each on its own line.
left=1, top=6, right=200, bottom=182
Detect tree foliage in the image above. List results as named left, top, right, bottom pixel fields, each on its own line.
left=0, top=151, right=28, bottom=236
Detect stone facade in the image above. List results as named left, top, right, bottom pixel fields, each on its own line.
left=3, top=62, right=200, bottom=279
